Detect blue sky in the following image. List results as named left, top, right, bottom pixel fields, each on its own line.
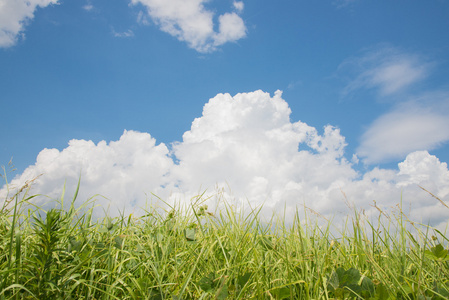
left=1, top=0, right=449, bottom=225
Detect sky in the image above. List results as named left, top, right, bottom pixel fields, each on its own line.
left=1, top=0, right=449, bottom=228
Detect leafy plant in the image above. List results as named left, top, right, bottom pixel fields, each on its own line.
left=327, top=267, right=376, bottom=299
left=425, top=244, right=449, bottom=262
left=0, top=175, right=448, bottom=299
left=197, top=272, right=228, bottom=299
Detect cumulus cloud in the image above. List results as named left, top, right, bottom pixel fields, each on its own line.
left=170, top=90, right=355, bottom=202
left=130, top=0, right=247, bottom=52
left=340, top=46, right=430, bottom=97
left=1, top=91, right=448, bottom=229
left=1, top=131, right=174, bottom=216
left=0, top=0, right=58, bottom=48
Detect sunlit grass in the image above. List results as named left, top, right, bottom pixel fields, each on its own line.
left=0, top=174, right=448, bottom=299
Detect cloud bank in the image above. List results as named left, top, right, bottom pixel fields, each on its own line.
left=131, top=0, right=247, bottom=52
left=0, top=0, right=58, bottom=48
left=2, top=90, right=448, bottom=229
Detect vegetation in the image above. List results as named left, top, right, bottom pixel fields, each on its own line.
left=0, top=175, right=448, bottom=299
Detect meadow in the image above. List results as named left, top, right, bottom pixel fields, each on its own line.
left=1, top=176, right=448, bottom=299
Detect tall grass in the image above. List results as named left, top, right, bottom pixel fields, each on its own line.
left=0, top=177, right=448, bottom=299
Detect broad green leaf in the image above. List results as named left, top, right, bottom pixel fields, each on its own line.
left=345, top=283, right=362, bottom=296
left=327, top=271, right=340, bottom=291
left=114, top=235, right=124, bottom=249
left=341, top=268, right=361, bottom=286
left=334, top=287, right=345, bottom=298
left=375, top=283, right=391, bottom=300
left=335, top=267, right=345, bottom=281
left=425, top=244, right=449, bottom=261
left=271, top=286, right=290, bottom=299
left=216, top=283, right=228, bottom=300
left=69, top=236, right=82, bottom=252
left=185, top=228, right=196, bottom=241
left=238, top=272, right=252, bottom=288
left=434, top=284, right=449, bottom=298
left=98, top=227, right=109, bottom=233
left=93, top=242, right=108, bottom=255
left=361, top=276, right=375, bottom=296
left=107, top=218, right=114, bottom=231
left=198, top=273, right=215, bottom=292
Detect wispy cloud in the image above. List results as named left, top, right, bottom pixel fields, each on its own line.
left=333, top=0, right=359, bottom=9
left=137, top=10, right=150, bottom=25
left=0, top=0, right=59, bottom=48
left=340, top=46, right=431, bottom=97
left=338, top=46, right=448, bottom=163
left=83, top=2, right=94, bottom=12
left=357, top=98, right=449, bottom=164
left=287, top=80, right=302, bottom=90
left=112, top=29, right=135, bottom=38
left=83, top=5, right=94, bottom=11
left=130, top=0, right=247, bottom=53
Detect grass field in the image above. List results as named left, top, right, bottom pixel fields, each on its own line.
left=1, top=176, right=449, bottom=299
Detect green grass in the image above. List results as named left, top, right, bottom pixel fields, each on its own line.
left=0, top=177, right=448, bottom=299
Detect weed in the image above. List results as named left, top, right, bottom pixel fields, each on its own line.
left=0, top=177, right=448, bottom=299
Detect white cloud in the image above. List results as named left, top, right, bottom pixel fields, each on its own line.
left=130, top=0, right=246, bottom=53
left=0, top=0, right=58, bottom=48
left=1, top=130, right=174, bottom=216
left=112, top=29, right=135, bottom=38
left=170, top=90, right=355, bottom=200
left=233, top=1, right=244, bottom=13
left=137, top=10, right=150, bottom=25
left=1, top=91, right=448, bottom=229
left=357, top=103, right=449, bottom=164
left=214, top=12, right=246, bottom=46
left=83, top=5, right=93, bottom=11
left=83, top=4, right=93, bottom=12
left=82, top=0, right=93, bottom=11
left=340, top=46, right=430, bottom=97
left=339, top=46, right=448, bottom=164
left=398, top=151, right=449, bottom=191
left=333, top=0, right=359, bottom=9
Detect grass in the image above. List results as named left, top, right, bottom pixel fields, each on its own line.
left=0, top=175, right=448, bottom=299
